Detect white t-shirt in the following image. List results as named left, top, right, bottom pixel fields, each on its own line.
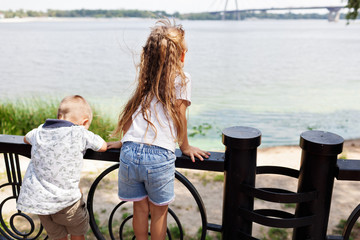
left=121, top=73, right=192, bottom=152
left=16, top=120, right=105, bottom=215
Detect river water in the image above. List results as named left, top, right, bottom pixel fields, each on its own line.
left=0, top=18, right=359, bottom=150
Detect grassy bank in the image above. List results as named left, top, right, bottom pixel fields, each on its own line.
left=0, top=98, right=117, bottom=141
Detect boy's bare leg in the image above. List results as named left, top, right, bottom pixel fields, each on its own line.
left=70, top=235, right=85, bottom=240
left=133, top=198, right=150, bottom=240
left=149, top=202, right=168, bottom=240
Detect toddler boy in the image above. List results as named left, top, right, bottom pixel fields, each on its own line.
left=17, top=95, right=107, bottom=240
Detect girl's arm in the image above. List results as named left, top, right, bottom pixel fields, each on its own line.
left=177, top=100, right=210, bottom=162
left=107, top=118, right=132, bottom=149
left=107, top=141, right=122, bottom=149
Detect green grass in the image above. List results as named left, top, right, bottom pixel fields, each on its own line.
left=262, top=228, right=289, bottom=240
left=0, top=98, right=117, bottom=141
left=166, top=224, right=183, bottom=239
left=0, top=218, right=10, bottom=231
left=282, top=203, right=296, bottom=209
left=213, top=174, right=224, bottom=182
left=339, top=153, right=347, bottom=159
left=333, top=219, right=360, bottom=240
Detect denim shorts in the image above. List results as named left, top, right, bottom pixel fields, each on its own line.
left=118, top=141, right=176, bottom=206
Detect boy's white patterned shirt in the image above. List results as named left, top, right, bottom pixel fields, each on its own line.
left=16, top=121, right=105, bottom=215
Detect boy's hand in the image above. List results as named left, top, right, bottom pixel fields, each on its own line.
left=98, top=141, right=108, bottom=152
left=23, top=137, right=30, bottom=145
left=107, top=141, right=122, bottom=149
left=180, top=145, right=210, bottom=162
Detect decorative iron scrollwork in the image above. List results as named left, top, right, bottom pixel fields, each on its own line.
left=0, top=153, right=46, bottom=240
left=342, top=204, right=360, bottom=240
left=87, top=163, right=208, bottom=240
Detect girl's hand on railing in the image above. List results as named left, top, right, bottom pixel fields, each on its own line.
left=180, top=144, right=210, bottom=162
left=107, top=141, right=122, bottom=149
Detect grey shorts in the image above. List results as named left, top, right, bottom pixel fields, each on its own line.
left=38, top=196, right=89, bottom=239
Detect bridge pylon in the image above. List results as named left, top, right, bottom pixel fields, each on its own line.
left=223, top=0, right=240, bottom=20
left=327, top=7, right=341, bottom=22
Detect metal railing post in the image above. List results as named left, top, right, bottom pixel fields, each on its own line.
left=293, top=130, right=343, bottom=240
left=221, top=126, right=261, bottom=239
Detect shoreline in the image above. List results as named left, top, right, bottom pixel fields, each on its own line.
left=0, top=17, right=351, bottom=23
left=0, top=16, right=152, bottom=23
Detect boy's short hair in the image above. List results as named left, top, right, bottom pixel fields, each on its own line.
left=57, top=95, right=93, bottom=122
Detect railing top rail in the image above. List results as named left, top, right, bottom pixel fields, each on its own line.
left=0, top=134, right=225, bottom=172
left=336, top=159, right=360, bottom=181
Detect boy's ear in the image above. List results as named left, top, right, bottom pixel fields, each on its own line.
left=81, top=118, right=89, bottom=127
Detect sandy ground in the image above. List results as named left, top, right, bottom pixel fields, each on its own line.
left=1, top=139, right=360, bottom=239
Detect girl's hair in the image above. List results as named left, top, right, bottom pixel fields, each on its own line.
left=113, top=19, right=187, bottom=143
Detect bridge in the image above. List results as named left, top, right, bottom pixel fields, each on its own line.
left=209, top=0, right=346, bottom=22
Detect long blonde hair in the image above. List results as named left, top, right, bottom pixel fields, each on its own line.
left=113, top=19, right=188, bottom=143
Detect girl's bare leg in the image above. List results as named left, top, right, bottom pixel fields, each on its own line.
left=133, top=198, right=150, bottom=240
left=149, top=202, right=168, bottom=240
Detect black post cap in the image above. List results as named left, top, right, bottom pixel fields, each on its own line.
left=300, top=130, right=344, bottom=156
left=222, top=126, right=261, bottom=150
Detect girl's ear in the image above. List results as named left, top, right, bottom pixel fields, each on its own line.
left=181, top=52, right=185, bottom=63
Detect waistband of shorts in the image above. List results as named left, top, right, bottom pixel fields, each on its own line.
left=123, top=141, right=172, bottom=154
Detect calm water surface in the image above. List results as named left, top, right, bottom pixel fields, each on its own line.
left=1, top=18, right=359, bottom=150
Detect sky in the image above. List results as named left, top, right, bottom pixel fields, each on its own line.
left=0, top=0, right=346, bottom=13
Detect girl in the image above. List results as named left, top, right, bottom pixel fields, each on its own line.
left=107, top=19, right=210, bottom=240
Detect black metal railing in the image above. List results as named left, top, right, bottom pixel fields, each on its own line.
left=1, top=126, right=360, bottom=240
left=0, top=134, right=224, bottom=240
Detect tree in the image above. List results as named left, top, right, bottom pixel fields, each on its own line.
left=346, top=0, right=360, bottom=19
